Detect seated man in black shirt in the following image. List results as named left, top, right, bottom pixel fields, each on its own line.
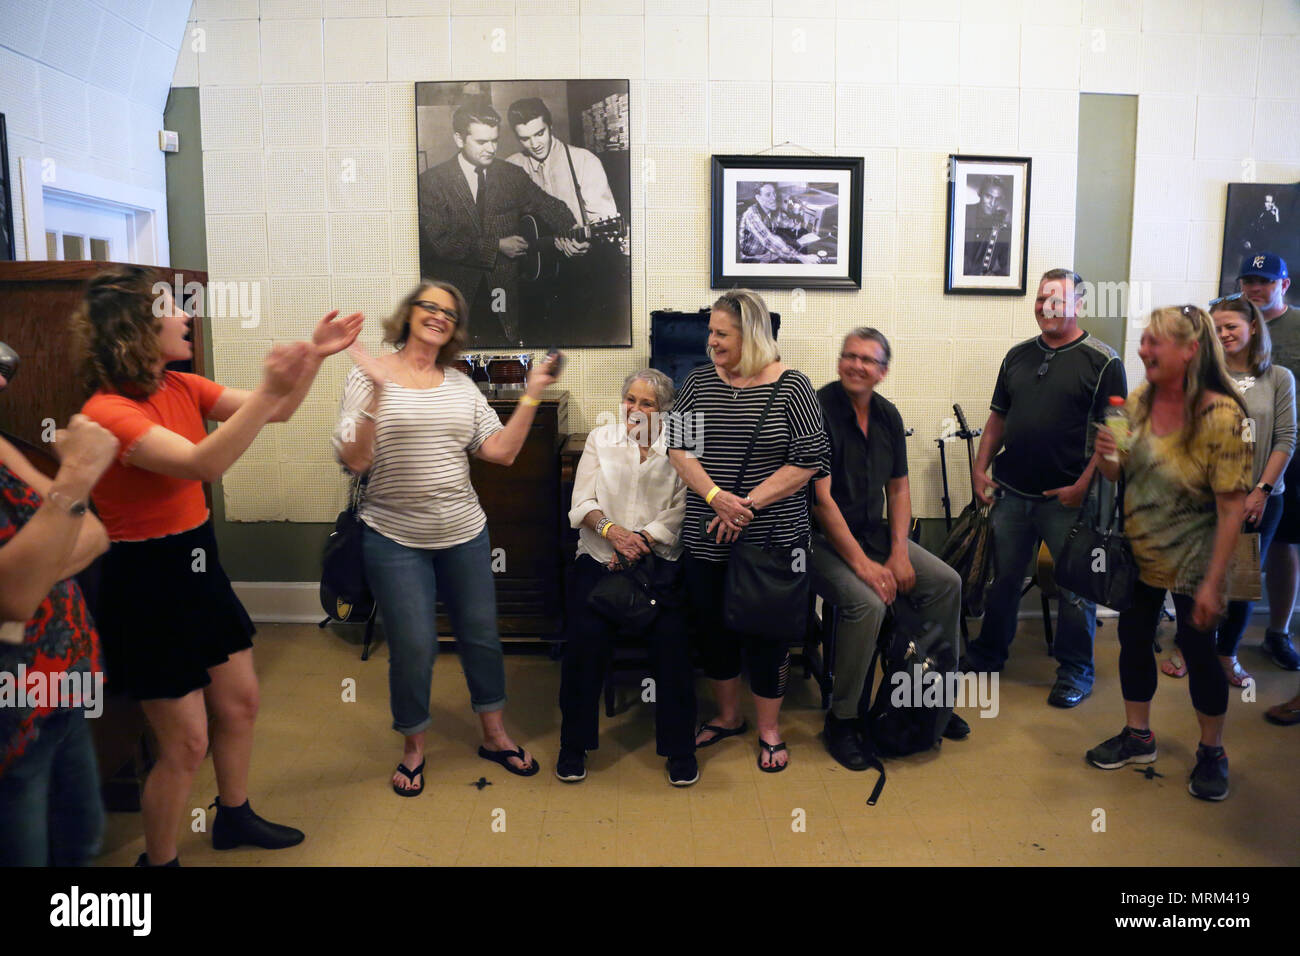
left=810, top=328, right=969, bottom=770
left=965, top=269, right=1127, bottom=708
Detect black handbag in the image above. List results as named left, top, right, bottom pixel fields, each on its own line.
left=319, top=473, right=376, bottom=626
left=1054, top=473, right=1138, bottom=612
left=721, top=371, right=810, bottom=641
left=586, top=547, right=679, bottom=639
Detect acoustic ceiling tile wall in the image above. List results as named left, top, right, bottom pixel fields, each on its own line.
left=203, top=150, right=267, bottom=214
left=644, top=0, right=697, bottom=14
left=387, top=16, right=453, bottom=82
left=41, top=0, right=102, bottom=80
left=834, top=84, right=897, bottom=147
left=958, top=86, right=1019, bottom=151
left=709, top=17, right=773, bottom=82
left=645, top=272, right=711, bottom=310
left=323, top=18, right=388, bottom=83
left=1142, top=0, right=1202, bottom=33
left=278, top=427, right=341, bottom=468
left=580, top=15, right=644, bottom=77
left=281, top=465, right=350, bottom=522
left=1252, top=100, right=1300, bottom=163
left=1029, top=150, right=1079, bottom=218
left=951, top=339, right=1006, bottom=411
left=37, top=64, right=91, bottom=154
left=644, top=81, right=708, bottom=147
left=514, top=15, right=581, bottom=76
left=838, top=0, right=899, bottom=15
left=262, top=0, right=326, bottom=17
left=328, top=213, right=393, bottom=273
left=645, top=16, right=708, bottom=79
left=196, top=19, right=262, bottom=86
left=1019, top=88, right=1078, bottom=152
left=1189, top=158, right=1243, bottom=221
left=889, top=336, right=953, bottom=397
left=330, top=275, right=398, bottom=338
left=269, top=275, right=335, bottom=339
left=87, top=86, right=133, bottom=162
left=260, top=19, right=324, bottom=85
left=327, top=0, right=387, bottom=14
left=836, top=275, right=893, bottom=336
left=710, top=82, right=771, bottom=149
left=1196, top=35, right=1259, bottom=98
left=1139, top=33, right=1201, bottom=96
left=127, top=102, right=166, bottom=181
left=1203, top=0, right=1262, bottom=33
left=1186, top=219, right=1226, bottom=282
left=958, top=22, right=1020, bottom=88
left=898, top=20, right=958, bottom=85
left=860, top=148, right=896, bottom=212
left=450, top=15, right=517, bottom=80
left=326, top=83, right=388, bottom=146
left=390, top=211, right=419, bottom=275
left=644, top=208, right=709, bottom=275
left=263, top=85, right=324, bottom=149
left=895, top=149, right=946, bottom=212
left=214, top=336, right=276, bottom=391
left=861, top=210, right=897, bottom=276
left=208, top=215, right=270, bottom=276
left=950, top=296, right=1016, bottom=340
left=1027, top=211, right=1075, bottom=268
left=772, top=82, right=835, bottom=151
left=1194, top=96, right=1256, bottom=159
left=0, top=50, right=43, bottom=141
left=962, top=0, right=1024, bottom=20
left=265, top=149, right=328, bottom=211
left=897, top=85, right=959, bottom=150
left=1129, top=219, right=1190, bottom=281
left=222, top=461, right=286, bottom=521
left=891, top=211, right=945, bottom=276
left=642, top=146, right=707, bottom=209
left=771, top=18, right=836, bottom=84
left=779, top=334, right=838, bottom=386
left=835, top=19, right=898, bottom=85
left=389, top=147, right=417, bottom=212
left=453, top=0, right=514, bottom=13
left=325, top=147, right=390, bottom=210
left=205, top=277, right=271, bottom=341
left=193, top=0, right=259, bottom=18
left=1135, top=93, right=1195, bottom=156
left=1019, top=25, right=1080, bottom=90
left=134, top=34, right=180, bottom=107
left=1082, top=0, right=1139, bottom=30
left=1078, top=29, right=1139, bottom=94
left=1132, top=155, right=1193, bottom=221
left=147, top=0, right=193, bottom=45
left=90, top=12, right=145, bottom=97
left=266, top=212, right=329, bottom=273
left=1261, top=0, right=1300, bottom=33
left=201, top=86, right=263, bottom=150
left=712, top=0, right=772, bottom=15
left=5, top=0, right=50, bottom=59
left=389, top=0, right=450, bottom=12
left=388, top=83, right=416, bottom=149
left=1256, top=37, right=1299, bottom=99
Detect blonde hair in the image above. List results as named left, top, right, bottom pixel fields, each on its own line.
left=1132, top=305, right=1247, bottom=445
left=382, top=279, right=469, bottom=366
left=1210, top=296, right=1272, bottom=377
left=70, top=265, right=166, bottom=397
left=711, top=289, right=779, bottom=377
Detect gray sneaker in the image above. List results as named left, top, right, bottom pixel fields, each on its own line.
left=1086, top=727, right=1157, bottom=770
left=1188, top=745, right=1229, bottom=801
left=1264, top=631, right=1300, bottom=670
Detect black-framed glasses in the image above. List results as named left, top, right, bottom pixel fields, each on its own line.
left=840, top=352, right=887, bottom=368
left=413, top=301, right=458, bottom=323
left=1036, top=350, right=1056, bottom=379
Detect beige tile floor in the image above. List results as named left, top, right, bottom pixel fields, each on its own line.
left=96, top=617, right=1300, bottom=867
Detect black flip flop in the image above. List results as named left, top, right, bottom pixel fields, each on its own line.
left=392, top=759, right=425, bottom=797
left=478, top=745, right=540, bottom=777
left=757, top=740, right=789, bottom=773
left=695, top=719, right=748, bottom=748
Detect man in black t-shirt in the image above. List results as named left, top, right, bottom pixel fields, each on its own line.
left=963, top=270, right=1127, bottom=708
left=809, top=329, right=968, bottom=770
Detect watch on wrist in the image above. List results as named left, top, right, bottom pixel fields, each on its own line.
left=47, top=490, right=88, bottom=516
left=1258, top=481, right=1274, bottom=494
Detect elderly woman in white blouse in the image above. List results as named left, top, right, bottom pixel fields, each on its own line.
left=557, top=368, right=696, bottom=786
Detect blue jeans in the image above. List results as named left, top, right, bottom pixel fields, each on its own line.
left=0, top=707, right=104, bottom=866
left=966, top=488, right=1098, bottom=691
left=362, top=523, right=507, bottom=734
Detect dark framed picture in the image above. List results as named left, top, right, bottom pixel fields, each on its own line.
left=710, top=154, right=863, bottom=290
left=1217, top=182, right=1299, bottom=308
left=414, top=79, right=631, bottom=349
left=0, top=114, right=16, bottom=262
left=944, top=154, right=1032, bottom=295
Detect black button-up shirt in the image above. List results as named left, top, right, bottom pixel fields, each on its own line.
left=816, top=381, right=908, bottom=561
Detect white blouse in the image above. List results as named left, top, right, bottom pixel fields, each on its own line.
left=569, top=421, right=686, bottom=564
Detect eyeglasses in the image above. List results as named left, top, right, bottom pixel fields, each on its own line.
left=840, top=352, right=887, bottom=368
left=1209, top=292, right=1243, bottom=307
left=413, top=301, right=458, bottom=323
left=1036, top=350, right=1056, bottom=379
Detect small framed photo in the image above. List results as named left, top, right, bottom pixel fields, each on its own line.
left=944, top=154, right=1032, bottom=295
left=710, top=155, right=863, bottom=290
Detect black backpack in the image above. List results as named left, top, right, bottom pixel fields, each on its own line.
left=318, top=475, right=378, bottom=658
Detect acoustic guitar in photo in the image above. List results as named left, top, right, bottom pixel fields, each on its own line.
left=518, top=213, right=627, bottom=282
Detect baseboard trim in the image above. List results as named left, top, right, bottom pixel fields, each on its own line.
left=233, top=582, right=323, bottom=623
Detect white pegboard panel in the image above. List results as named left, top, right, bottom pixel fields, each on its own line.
left=330, top=271, right=397, bottom=326
left=778, top=334, right=839, bottom=385
left=223, top=461, right=286, bottom=522
left=629, top=143, right=646, bottom=210
left=628, top=210, right=645, bottom=276
left=1139, top=33, right=1201, bottom=97
left=87, top=86, right=133, bottom=162
left=389, top=147, right=417, bottom=213
left=1253, top=100, right=1300, bottom=163
left=775, top=0, right=836, bottom=14
left=1197, top=36, right=1260, bottom=97
left=262, top=85, right=324, bottom=149
left=1204, top=0, right=1263, bottom=33
left=516, top=15, right=581, bottom=76
left=387, top=16, right=453, bottom=82
left=710, top=82, right=771, bottom=149
left=892, top=289, right=954, bottom=339
left=712, top=0, right=772, bottom=14
left=893, top=211, right=945, bottom=277
left=1194, top=97, right=1255, bottom=160
left=642, top=146, right=708, bottom=209
left=203, top=150, right=267, bottom=215
left=148, top=1, right=192, bottom=45
left=771, top=19, right=837, bottom=84
left=325, top=147, right=389, bottom=210
left=134, top=33, right=179, bottom=106
left=1020, top=25, right=1080, bottom=90
left=1130, top=220, right=1191, bottom=282
left=962, top=0, right=1024, bottom=19
left=208, top=214, right=269, bottom=276
left=1262, top=0, right=1300, bottom=35
left=1078, top=29, right=1139, bottom=94
left=772, top=83, right=836, bottom=151
left=196, top=19, right=262, bottom=86
left=645, top=0, right=699, bottom=13
left=897, top=86, right=958, bottom=149
left=213, top=336, right=275, bottom=391
left=951, top=296, right=1016, bottom=340
left=1188, top=158, right=1240, bottom=222
left=0, top=50, right=43, bottom=141
left=453, top=0, right=514, bottom=13
left=37, top=65, right=90, bottom=154
left=391, top=211, right=419, bottom=275
left=269, top=275, right=335, bottom=340
left=323, top=18, right=388, bottom=83
left=1029, top=150, right=1079, bottom=218
left=91, top=12, right=145, bottom=98
left=201, top=85, right=263, bottom=150
left=265, top=149, right=327, bottom=212
left=41, top=0, right=100, bottom=80
left=262, top=0, right=325, bottom=17
left=835, top=85, right=898, bottom=148
left=450, top=16, right=518, bottom=80
left=1186, top=219, right=1226, bottom=283
left=326, top=0, right=387, bottom=14
left=326, top=84, right=388, bottom=147
left=580, top=15, right=644, bottom=78
left=266, top=213, right=329, bottom=274
left=5, top=0, right=49, bottom=58
left=1082, top=0, right=1139, bottom=30
left=895, top=149, right=946, bottom=212
left=387, top=0, right=450, bottom=10
left=277, top=422, right=341, bottom=469
left=834, top=276, right=894, bottom=337
left=1135, top=93, right=1195, bottom=156
left=388, top=83, right=416, bottom=149
left=1131, top=155, right=1192, bottom=221
left=645, top=272, right=712, bottom=310
left=193, top=0, right=258, bottom=17
left=128, top=100, right=167, bottom=179
left=899, top=21, right=958, bottom=85
left=205, top=277, right=271, bottom=341
left=951, top=337, right=1009, bottom=406
left=861, top=210, right=897, bottom=276
left=1028, top=212, right=1075, bottom=267
left=644, top=81, right=708, bottom=146
left=281, top=462, right=349, bottom=522
left=889, top=340, right=955, bottom=403
left=645, top=16, right=708, bottom=79
left=1256, top=37, right=1298, bottom=99
left=958, top=87, right=1019, bottom=152
left=838, top=0, right=900, bottom=14
left=259, top=18, right=323, bottom=85
left=1142, top=0, right=1202, bottom=33
left=835, top=19, right=898, bottom=85
left=709, top=17, right=773, bottom=82
left=859, top=148, right=896, bottom=212
left=1019, top=89, right=1078, bottom=152
left=108, top=0, right=154, bottom=29
left=958, top=22, right=1020, bottom=88
left=644, top=207, right=709, bottom=274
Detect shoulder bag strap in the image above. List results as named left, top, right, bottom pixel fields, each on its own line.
left=730, top=370, right=792, bottom=496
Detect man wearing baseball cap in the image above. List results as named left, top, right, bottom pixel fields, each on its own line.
left=1235, top=253, right=1300, bottom=671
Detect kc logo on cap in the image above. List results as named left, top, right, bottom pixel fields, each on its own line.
left=1238, top=252, right=1289, bottom=281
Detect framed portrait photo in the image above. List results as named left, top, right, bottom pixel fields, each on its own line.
left=1217, top=182, right=1300, bottom=308
left=710, top=155, right=863, bottom=290
left=944, top=154, right=1032, bottom=296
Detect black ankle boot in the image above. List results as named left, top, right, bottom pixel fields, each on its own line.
left=210, top=796, right=305, bottom=851
left=135, top=852, right=180, bottom=867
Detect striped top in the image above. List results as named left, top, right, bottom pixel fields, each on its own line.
left=666, top=364, right=830, bottom=562
left=333, top=366, right=503, bottom=549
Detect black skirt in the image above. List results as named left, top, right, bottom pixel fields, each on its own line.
left=95, top=520, right=255, bottom=701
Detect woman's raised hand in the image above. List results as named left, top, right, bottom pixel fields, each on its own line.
left=311, top=310, right=365, bottom=358
left=347, top=343, right=389, bottom=392
left=261, top=342, right=313, bottom=397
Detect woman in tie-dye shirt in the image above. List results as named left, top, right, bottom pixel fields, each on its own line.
left=1088, top=305, right=1251, bottom=803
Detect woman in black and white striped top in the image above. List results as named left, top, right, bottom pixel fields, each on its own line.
left=334, top=279, right=561, bottom=796
left=666, top=290, right=829, bottom=772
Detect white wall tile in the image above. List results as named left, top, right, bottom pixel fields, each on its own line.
left=837, top=0, right=897, bottom=15
left=1139, top=33, right=1200, bottom=95
left=1135, top=93, right=1195, bottom=155
left=41, top=0, right=103, bottom=80
left=5, top=0, right=51, bottom=58
left=1261, top=0, right=1300, bottom=33
left=172, top=24, right=200, bottom=86
left=835, top=83, right=897, bottom=147
left=193, top=0, right=258, bottom=18
left=1132, top=155, right=1193, bottom=220
left=958, top=87, right=1020, bottom=151
left=710, top=81, right=771, bottom=148
left=1187, top=219, right=1225, bottom=281
left=87, top=86, right=134, bottom=162
left=1202, top=0, right=1262, bottom=33
left=709, top=16, right=772, bottom=81
left=1021, top=24, right=1080, bottom=89
left=147, top=0, right=193, bottom=45
left=133, top=34, right=179, bottom=106
left=387, top=16, right=452, bottom=81
left=645, top=16, right=708, bottom=79
left=1082, top=0, right=1139, bottom=30
left=1196, top=35, right=1259, bottom=96
left=1019, top=88, right=1078, bottom=152
left=128, top=100, right=165, bottom=180
left=897, top=85, right=958, bottom=149
left=958, top=22, right=1020, bottom=87
left=903, top=0, right=958, bottom=20
left=896, top=149, right=947, bottom=212
left=1190, top=158, right=1246, bottom=220
left=203, top=150, right=266, bottom=213
left=1252, top=100, right=1300, bottom=162
left=1142, top=0, right=1203, bottom=33
left=263, top=84, right=324, bottom=148
left=323, top=18, right=387, bottom=82
left=1079, top=28, right=1139, bottom=93
left=1257, top=37, right=1299, bottom=99
left=208, top=213, right=269, bottom=275
left=773, top=82, right=836, bottom=149
left=644, top=80, right=707, bottom=145
left=771, top=18, right=836, bottom=83
left=325, top=147, right=389, bottom=209
left=260, top=19, right=322, bottom=84
left=860, top=148, right=896, bottom=211
left=1023, top=0, right=1082, bottom=26
left=1130, top=219, right=1190, bottom=281
left=261, top=0, right=325, bottom=17
left=326, top=84, right=388, bottom=147
left=962, top=0, right=1024, bottom=21
left=201, top=85, right=263, bottom=149
left=196, top=19, right=262, bottom=86
left=0, top=49, right=44, bottom=141
left=267, top=212, right=328, bottom=273
left=518, top=0, right=574, bottom=11
left=1194, top=96, right=1256, bottom=159
left=38, top=65, right=90, bottom=154
left=642, top=146, right=708, bottom=207
left=90, top=13, right=146, bottom=96
left=265, top=149, right=327, bottom=210
left=515, top=14, right=580, bottom=76
left=835, top=19, right=897, bottom=84
left=450, top=15, right=516, bottom=79
left=329, top=212, right=391, bottom=272
left=326, top=0, right=387, bottom=14
left=580, top=15, right=643, bottom=77
left=898, top=20, right=958, bottom=85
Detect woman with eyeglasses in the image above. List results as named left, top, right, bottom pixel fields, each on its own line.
left=334, top=280, right=561, bottom=795
left=1208, top=296, right=1295, bottom=687
left=1090, top=305, right=1252, bottom=801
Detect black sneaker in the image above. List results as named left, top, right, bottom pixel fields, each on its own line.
left=1085, top=727, right=1157, bottom=769
left=1264, top=631, right=1300, bottom=670
left=666, top=755, right=699, bottom=787
left=1188, top=744, right=1229, bottom=801
left=554, top=748, right=586, bottom=782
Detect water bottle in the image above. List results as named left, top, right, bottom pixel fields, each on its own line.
left=1103, top=396, right=1129, bottom=462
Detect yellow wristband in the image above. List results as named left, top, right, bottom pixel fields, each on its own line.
left=599, top=521, right=613, bottom=538
left=705, top=486, right=721, bottom=505
left=520, top=394, right=540, bottom=407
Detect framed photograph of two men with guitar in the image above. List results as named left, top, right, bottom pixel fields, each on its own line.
left=415, top=79, right=632, bottom=349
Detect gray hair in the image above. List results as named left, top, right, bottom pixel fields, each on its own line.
left=843, top=327, right=891, bottom=366
left=622, top=367, right=675, bottom=413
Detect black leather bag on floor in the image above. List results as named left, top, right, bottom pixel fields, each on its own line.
left=1054, top=474, right=1137, bottom=612
left=862, top=596, right=958, bottom=757
left=320, top=474, right=375, bottom=625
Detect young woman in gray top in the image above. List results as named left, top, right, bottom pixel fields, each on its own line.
left=1212, top=296, right=1296, bottom=686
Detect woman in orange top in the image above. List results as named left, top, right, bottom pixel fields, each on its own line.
left=76, top=266, right=361, bottom=865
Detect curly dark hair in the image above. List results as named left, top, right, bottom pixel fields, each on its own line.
left=69, top=265, right=167, bottom=397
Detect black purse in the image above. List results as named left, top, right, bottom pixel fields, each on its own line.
left=586, top=538, right=679, bottom=639
left=320, top=473, right=376, bottom=625
left=721, top=371, right=810, bottom=641
left=1054, top=473, right=1138, bottom=612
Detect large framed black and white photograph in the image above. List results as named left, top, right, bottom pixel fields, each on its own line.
left=415, top=80, right=631, bottom=349
left=710, top=155, right=863, bottom=290
left=0, top=114, right=15, bottom=262
left=1217, top=182, right=1299, bottom=307
left=945, top=155, right=1032, bottom=295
